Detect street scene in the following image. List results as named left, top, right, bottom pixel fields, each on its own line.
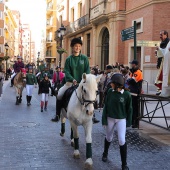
left=0, top=80, right=170, bottom=170
left=0, top=0, right=170, bottom=170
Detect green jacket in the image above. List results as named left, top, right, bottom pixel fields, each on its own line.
left=64, top=54, right=90, bottom=83
left=38, top=64, right=45, bottom=73
left=102, top=89, right=132, bottom=127
left=26, top=73, right=37, bottom=85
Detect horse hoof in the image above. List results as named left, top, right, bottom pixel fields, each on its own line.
left=71, top=141, right=74, bottom=147
left=60, top=133, right=64, bottom=137
left=84, top=158, right=93, bottom=170
left=73, top=150, right=80, bottom=159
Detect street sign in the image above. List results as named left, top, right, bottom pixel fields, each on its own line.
left=137, top=40, right=160, bottom=47
left=121, top=26, right=134, bottom=41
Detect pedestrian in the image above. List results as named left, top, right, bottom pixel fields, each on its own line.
left=0, top=66, right=4, bottom=97
left=51, top=37, right=90, bottom=122
left=51, top=66, right=65, bottom=96
left=127, top=59, right=143, bottom=128
left=102, top=73, right=132, bottom=170
left=39, top=73, right=52, bottom=112
left=26, top=67, right=37, bottom=106
left=155, top=30, right=169, bottom=95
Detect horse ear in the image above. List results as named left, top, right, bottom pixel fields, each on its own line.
left=96, top=74, right=102, bottom=83
left=82, top=73, right=86, bottom=83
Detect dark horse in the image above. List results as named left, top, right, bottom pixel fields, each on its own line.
left=13, top=68, right=26, bottom=105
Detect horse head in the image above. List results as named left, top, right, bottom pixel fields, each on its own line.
left=78, top=73, right=102, bottom=115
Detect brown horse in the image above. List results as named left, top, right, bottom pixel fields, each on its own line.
left=13, top=68, right=26, bottom=105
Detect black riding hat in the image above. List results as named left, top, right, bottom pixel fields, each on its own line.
left=70, top=38, right=83, bottom=47
left=110, top=73, right=125, bottom=86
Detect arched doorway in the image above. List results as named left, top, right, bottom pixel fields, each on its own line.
left=101, top=28, right=109, bottom=70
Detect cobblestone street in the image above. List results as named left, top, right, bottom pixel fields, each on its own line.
left=0, top=81, right=170, bottom=170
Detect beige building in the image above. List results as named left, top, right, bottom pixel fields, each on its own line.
left=46, top=0, right=57, bottom=69
left=56, top=0, right=170, bottom=91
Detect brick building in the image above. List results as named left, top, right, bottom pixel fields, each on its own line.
left=55, top=0, right=170, bottom=91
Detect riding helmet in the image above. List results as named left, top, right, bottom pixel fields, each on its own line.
left=110, top=73, right=125, bottom=86
left=17, top=56, right=22, bottom=59
left=43, top=73, right=48, bottom=78
left=70, top=38, right=82, bottom=47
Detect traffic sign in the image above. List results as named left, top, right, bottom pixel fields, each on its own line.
left=121, top=26, right=134, bottom=35
left=121, top=26, right=134, bottom=41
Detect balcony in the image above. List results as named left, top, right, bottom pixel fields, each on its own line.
left=65, top=14, right=90, bottom=35
left=90, top=0, right=107, bottom=24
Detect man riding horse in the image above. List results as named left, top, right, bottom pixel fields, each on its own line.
left=10, top=56, right=25, bottom=87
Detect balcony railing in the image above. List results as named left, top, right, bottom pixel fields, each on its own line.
left=90, top=0, right=107, bottom=20
left=65, top=14, right=90, bottom=34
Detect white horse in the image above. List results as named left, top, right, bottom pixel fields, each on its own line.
left=61, top=73, right=101, bottom=169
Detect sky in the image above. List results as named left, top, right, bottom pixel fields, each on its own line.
left=7, top=0, right=46, bottom=50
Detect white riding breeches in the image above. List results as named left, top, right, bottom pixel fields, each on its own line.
left=26, top=85, right=34, bottom=96
left=57, top=82, right=73, bottom=100
left=105, top=117, right=126, bottom=146
left=41, top=93, right=49, bottom=102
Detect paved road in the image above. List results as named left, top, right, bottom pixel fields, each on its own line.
left=0, top=80, right=170, bottom=170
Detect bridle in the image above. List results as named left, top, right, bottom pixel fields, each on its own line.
left=75, top=84, right=97, bottom=107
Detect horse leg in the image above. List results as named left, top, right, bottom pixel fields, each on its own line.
left=84, top=122, right=93, bottom=169
left=15, top=87, right=20, bottom=105
left=71, top=122, right=80, bottom=159
left=60, top=114, right=66, bottom=137
left=70, top=128, right=74, bottom=147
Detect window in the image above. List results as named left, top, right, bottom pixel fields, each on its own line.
left=0, top=44, right=3, bottom=53
left=71, top=8, right=74, bottom=22
left=132, top=17, right=143, bottom=33
left=0, top=11, right=3, bottom=19
left=0, top=28, right=3, bottom=36
left=78, top=2, right=82, bottom=18
left=87, top=34, right=90, bottom=57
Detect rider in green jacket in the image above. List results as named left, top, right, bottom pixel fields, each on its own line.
left=51, top=38, right=90, bottom=122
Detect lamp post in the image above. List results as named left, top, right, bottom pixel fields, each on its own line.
left=57, top=25, right=66, bottom=68
left=37, top=51, right=40, bottom=68
left=4, top=43, right=9, bottom=80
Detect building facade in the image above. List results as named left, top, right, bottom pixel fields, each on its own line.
left=55, top=0, right=170, bottom=91
left=46, top=0, right=57, bottom=69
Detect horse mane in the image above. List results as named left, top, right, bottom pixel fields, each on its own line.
left=14, top=72, right=23, bottom=84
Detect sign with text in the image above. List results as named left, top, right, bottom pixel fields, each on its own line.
left=121, top=26, right=134, bottom=41
left=137, top=40, right=160, bottom=47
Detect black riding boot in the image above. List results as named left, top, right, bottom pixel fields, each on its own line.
left=60, top=123, right=65, bottom=137
left=16, top=97, right=19, bottom=105
left=10, top=79, right=13, bottom=87
left=28, top=96, right=32, bottom=106
left=18, top=96, right=22, bottom=103
left=120, top=143, right=129, bottom=170
left=102, top=138, right=111, bottom=162
left=51, top=99, right=62, bottom=122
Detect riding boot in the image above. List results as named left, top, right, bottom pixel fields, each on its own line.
left=60, top=123, right=65, bottom=137
left=10, top=79, right=13, bottom=87
left=19, top=96, right=22, bottom=103
left=16, top=97, right=19, bottom=105
left=44, top=101, right=48, bottom=111
left=51, top=99, right=63, bottom=122
left=120, top=143, right=129, bottom=170
left=29, top=96, right=32, bottom=105
left=26, top=95, right=29, bottom=106
left=41, top=101, right=44, bottom=112
left=102, top=138, right=111, bottom=162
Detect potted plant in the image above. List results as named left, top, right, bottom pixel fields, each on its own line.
left=57, top=43, right=67, bottom=54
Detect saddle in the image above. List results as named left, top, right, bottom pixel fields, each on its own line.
left=61, top=85, right=78, bottom=110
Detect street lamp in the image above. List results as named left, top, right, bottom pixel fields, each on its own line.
left=57, top=25, right=66, bottom=67
left=37, top=51, right=40, bottom=68
left=4, top=43, right=9, bottom=80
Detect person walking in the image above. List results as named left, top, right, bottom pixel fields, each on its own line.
left=26, top=67, right=37, bottom=106
left=102, top=73, right=132, bottom=170
left=127, top=59, right=143, bottom=128
left=51, top=37, right=90, bottom=122
left=39, top=73, right=52, bottom=112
